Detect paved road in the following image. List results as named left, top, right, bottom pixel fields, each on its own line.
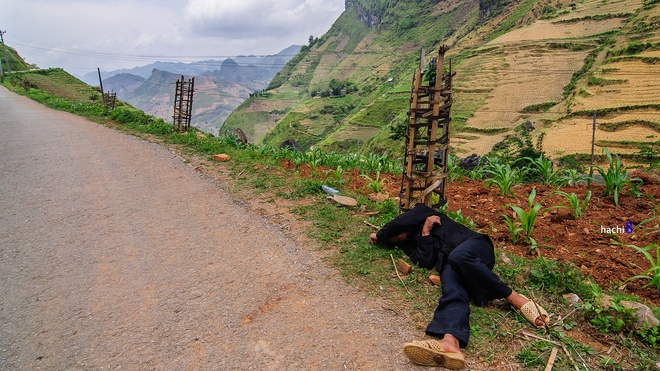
left=0, top=87, right=423, bottom=370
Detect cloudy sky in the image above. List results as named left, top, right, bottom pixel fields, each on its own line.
left=0, top=0, right=344, bottom=76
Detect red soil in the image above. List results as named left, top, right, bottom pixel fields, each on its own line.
left=282, top=160, right=660, bottom=304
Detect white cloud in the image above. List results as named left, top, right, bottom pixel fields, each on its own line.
left=0, top=0, right=344, bottom=75
left=183, top=0, right=343, bottom=39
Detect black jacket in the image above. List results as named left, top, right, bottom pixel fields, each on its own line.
left=376, top=204, right=491, bottom=273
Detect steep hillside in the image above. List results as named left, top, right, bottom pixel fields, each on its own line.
left=5, top=68, right=105, bottom=102
left=224, top=0, right=660, bottom=162
left=0, top=45, right=37, bottom=73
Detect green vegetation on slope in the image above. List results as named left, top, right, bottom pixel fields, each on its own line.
left=6, top=68, right=107, bottom=102
left=0, top=45, right=36, bottom=73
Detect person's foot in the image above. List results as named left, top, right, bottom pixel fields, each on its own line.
left=403, top=336, right=465, bottom=369
left=506, top=291, right=549, bottom=328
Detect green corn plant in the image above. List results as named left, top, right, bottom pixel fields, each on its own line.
left=501, top=214, right=524, bottom=244
left=309, top=157, right=323, bottom=176
left=325, top=165, right=352, bottom=184
left=485, top=163, right=521, bottom=198
left=362, top=171, right=390, bottom=194
left=506, top=189, right=561, bottom=244
left=638, top=216, right=660, bottom=238
left=550, top=190, right=591, bottom=219
left=519, top=155, right=561, bottom=185
left=594, top=148, right=643, bottom=208
left=622, top=243, right=660, bottom=290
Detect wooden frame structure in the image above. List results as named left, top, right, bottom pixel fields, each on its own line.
left=399, top=46, right=454, bottom=212
left=173, top=75, right=195, bottom=132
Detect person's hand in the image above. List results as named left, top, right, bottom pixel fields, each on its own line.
left=369, top=233, right=378, bottom=244
left=422, top=215, right=441, bottom=236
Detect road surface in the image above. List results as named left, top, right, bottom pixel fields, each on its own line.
left=0, top=86, right=424, bottom=370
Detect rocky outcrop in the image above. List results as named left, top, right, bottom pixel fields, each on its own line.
left=479, top=0, right=509, bottom=20
left=346, top=1, right=380, bottom=28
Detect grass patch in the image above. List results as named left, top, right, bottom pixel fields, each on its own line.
left=553, top=12, right=634, bottom=24
left=587, top=74, right=627, bottom=86
left=522, top=102, right=558, bottom=112
left=599, top=120, right=660, bottom=133
left=489, top=0, right=539, bottom=41
left=605, top=55, right=660, bottom=64
left=460, top=126, right=510, bottom=135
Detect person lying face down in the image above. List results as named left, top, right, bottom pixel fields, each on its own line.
left=369, top=204, right=549, bottom=369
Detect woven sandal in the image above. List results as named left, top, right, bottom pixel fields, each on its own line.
left=519, top=295, right=550, bottom=329
left=403, top=339, right=465, bottom=369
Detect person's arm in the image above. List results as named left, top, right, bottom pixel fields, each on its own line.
left=404, top=215, right=442, bottom=269
left=422, top=215, right=441, bottom=236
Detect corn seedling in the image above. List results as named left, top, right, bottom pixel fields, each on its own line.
left=325, top=165, right=351, bottom=184
left=506, top=189, right=561, bottom=245
left=594, top=148, right=643, bottom=208
left=622, top=243, right=660, bottom=290
left=638, top=216, right=660, bottom=238
left=485, top=163, right=521, bottom=198
left=519, top=155, right=561, bottom=185
left=362, top=171, right=389, bottom=194
left=550, top=190, right=591, bottom=219
left=501, top=214, right=524, bottom=244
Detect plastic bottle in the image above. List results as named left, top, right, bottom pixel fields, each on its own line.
left=321, top=185, right=339, bottom=195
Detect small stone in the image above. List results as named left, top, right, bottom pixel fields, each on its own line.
left=213, top=154, right=230, bottom=162
left=397, top=259, right=413, bottom=275
left=568, top=233, right=576, bottom=237
left=563, top=293, right=582, bottom=305
left=196, top=132, right=207, bottom=139
left=584, top=228, right=589, bottom=234
left=490, top=208, right=496, bottom=213
left=499, top=253, right=511, bottom=265
left=477, top=198, right=488, bottom=204
left=328, top=195, right=358, bottom=207
left=596, top=249, right=601, bottom=253
left=454, top=194, right=462, bottom=199
left=550, top=209, right=558, bottom=215
left=597, top=295, right=660, bottom=329
left=368, top=192, right=389, bottom=203
left=631, top=234, right=638, bottom=241
left=492, top=228, right=498, bottom=233
left=429, top=275, right=441, bottom=286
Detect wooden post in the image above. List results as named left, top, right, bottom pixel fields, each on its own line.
left=98, top=68, right=106, bottom=107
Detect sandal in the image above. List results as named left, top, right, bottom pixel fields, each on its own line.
left=403, top=339, right=465, bottom=369
left=518, top=295, right=550, bottom=329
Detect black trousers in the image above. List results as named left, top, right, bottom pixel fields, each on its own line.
left=425, top=236, right=512, bottom=348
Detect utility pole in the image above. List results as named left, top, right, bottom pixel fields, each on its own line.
left=0, top=30, right=10, bottom=74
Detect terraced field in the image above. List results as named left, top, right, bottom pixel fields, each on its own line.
left=446, top=0, right=660, bottom=159
left=489, top=18, right=625, bottom=44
